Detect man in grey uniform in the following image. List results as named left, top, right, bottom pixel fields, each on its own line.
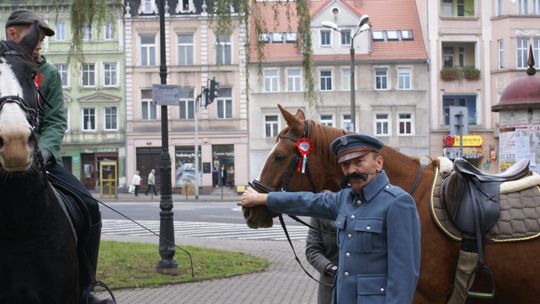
left=239, top=134, right=421, bottom=304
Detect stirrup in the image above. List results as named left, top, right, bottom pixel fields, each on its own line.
left=466, top=264, right=496, bottom=299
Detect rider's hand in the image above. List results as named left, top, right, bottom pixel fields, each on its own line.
left=238, top=187, right=268, bottom=207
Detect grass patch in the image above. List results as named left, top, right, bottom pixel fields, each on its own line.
left=97, top=240, right=269, bottom=289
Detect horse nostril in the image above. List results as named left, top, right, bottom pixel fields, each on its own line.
left=0, top=135, right=4, bottom=149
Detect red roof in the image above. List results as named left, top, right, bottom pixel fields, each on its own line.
left=248, top=0, right=427, bottom=63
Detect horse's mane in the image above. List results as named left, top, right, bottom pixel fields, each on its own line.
left=0, top=40, right=35, bottom=64
left=306, top=119, right=346, bottom=166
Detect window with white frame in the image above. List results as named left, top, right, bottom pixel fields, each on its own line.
left=82, top=23, right=92, bottom=41
left=103, top=62, right=117, bottom=87
left=141, top=90, right=157, bottom=120
left=518, top=0, right=528, bottom=15
left=82, top=108, right=96, bottom=131
left=517, top=38, right=529, bottom=69
left=54, top=63, right=68, bottom=87
left=141, top=0, right=156, bottom=14
left=140, top=34, right=156, bottom=66
left=496, top=0, right=504, bottom=16
left=216, top=34, right=232, bottom=65
left=341, top=30, right=351, bottom=46
left=179, top=88, right=195, bottom=119
left=398, top=113, right=413, bottom=135
left=287, top=68, right=301, bottom=92
left=341, top=68, right=351, bottom=91
left=498, top=39, right=504, bottom=69
left=177, top=34, right=194, bottom=65
left=264, top=68, right=279, bottom=92
left=534, top=0, right=540, bottom=14
left=264, top=115, right=279, bottom=138
left=443, top=47, right=454, bottom=67
left=320, top=30, right=331, bottom=47
left=320, top=114, right=334, bottom=127
left=104, top=107, right=118, bottom=130
left=82, top=63, right=95, bottom=87
left=55, top=22, right=66, bottom=41
left=342, top=114, right=352, bottom=132
left=375, top=113, right=390, bottom=136
left=104, top=21, right=114, bottom=40
left=442, top=0, right=453, bottom=16
left=217, top=88, right=232, bottom=119
left=320, top=70, right=333, bottom=91
left=374, top=68, right=388, bottom=90
left=458, top=47, right=465, bottom=67
left=397, top=67, right=411, bottom=90
left=64, top=107, right=70, bottom=132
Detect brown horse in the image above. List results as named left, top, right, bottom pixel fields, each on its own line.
left=243, top=105, right=540, bottom=303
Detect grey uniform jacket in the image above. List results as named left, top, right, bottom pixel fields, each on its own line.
left=305, top=217, right=338, bottom=304
left=268, top=171, right=421, bottom=304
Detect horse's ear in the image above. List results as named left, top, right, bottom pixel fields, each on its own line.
left=19, top=22, right=40, bottom=56
left=278, top=104, right=302, bottom=131
left=294, top=109, right=305, bottom=120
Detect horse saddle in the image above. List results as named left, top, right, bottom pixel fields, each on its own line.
left=443, top=158, right=530, bottom=236
left=51, top=184, right=91, bottom=246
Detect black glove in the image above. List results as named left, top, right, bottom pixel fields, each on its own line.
left=39, top=147, right=52, bottom=165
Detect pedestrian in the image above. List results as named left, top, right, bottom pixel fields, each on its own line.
left=131, top=170, right=141, bottom=196
left=145, top=169, right=158, bottom=196
left=220, top=164, right=227, bottom=187
left=305, top=217, right=338, bottom=304
left=212, top=162, right=219, bottom=187
left=239, top=134, right=421, bottom=303
left=5, top=9, right=114, bottom=303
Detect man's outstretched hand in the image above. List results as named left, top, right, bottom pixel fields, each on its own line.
left=238, top=187, right=268, bottom=208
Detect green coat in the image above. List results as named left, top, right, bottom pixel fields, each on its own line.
left=38, top=56, right=66, bottom=164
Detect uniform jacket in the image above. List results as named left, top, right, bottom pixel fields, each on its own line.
left=305, top=217, right=338, bottom=304
left=268, top=171, right=421, bottom=304
left=148, top=172, right=156, bottom=185
left=37, top=56, right=67, bottom=164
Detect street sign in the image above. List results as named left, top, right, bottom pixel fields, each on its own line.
left=449, top=106, right=468, bottom=135
left=152, top=84, right=181, bottom=105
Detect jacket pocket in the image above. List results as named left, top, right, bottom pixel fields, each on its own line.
left=335, top=214, right=346, bottom=247
left=357, top=275, right=387, bottom=304
left=353, top=218, right=383, bottom=252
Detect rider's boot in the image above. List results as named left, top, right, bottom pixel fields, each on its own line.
left=81, top=216, right=115, bottom=304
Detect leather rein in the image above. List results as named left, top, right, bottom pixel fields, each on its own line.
left=249, top=121, right=427, bottom=287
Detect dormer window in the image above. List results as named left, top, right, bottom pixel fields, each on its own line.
left=176, top=0, right=195, bottom=13
left=139, top=0, right=157, bottom=15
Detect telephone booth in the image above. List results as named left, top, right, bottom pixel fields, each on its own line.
left=100, top=160, right=118, bottom=198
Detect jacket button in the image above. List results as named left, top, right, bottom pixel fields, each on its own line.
left=351, top=215, right=356, bottom=219
left=347, top=234, right=352, bottom=239
left=380, top=288, right=385, bottom=292
left=344, top=272, right=349, bottom=277
left=345, top=252, right=351, bottom=258
left=357, top=200, right=362, bottom=205
left=366, top=226, right=371, bottom=230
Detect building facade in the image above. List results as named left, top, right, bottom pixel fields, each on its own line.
left=248, top=0, right=430, bottom=180
left=124, top=0, right=248, bottom=193
left=0, top=1, right=126, bottom=190
left=421, top=0, right=540, bottom=171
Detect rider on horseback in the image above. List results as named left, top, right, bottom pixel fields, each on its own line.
left=5, top=9, right=114, bottom=304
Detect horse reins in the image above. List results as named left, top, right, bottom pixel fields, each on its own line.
left=251, top=121, right=335, bottom=287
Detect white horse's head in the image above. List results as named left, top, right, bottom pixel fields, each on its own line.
left=0, top=23, right=41, bottom=172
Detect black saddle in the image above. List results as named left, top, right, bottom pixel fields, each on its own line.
left=454, top=158, right=530, bottom=183
left=442, top=158, right=531, bottom=299
left=52, top=183, right=92, bottom=247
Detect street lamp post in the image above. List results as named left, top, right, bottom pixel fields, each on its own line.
left=323, top=15, right=370, bottom=133
left=157, top=0, right=178, bottom=273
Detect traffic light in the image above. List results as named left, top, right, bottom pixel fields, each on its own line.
left=207, top=77, right=219, bottom=105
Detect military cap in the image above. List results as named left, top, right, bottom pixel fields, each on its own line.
left=5, top=9, right=55, bottom=37
left=330, top=134, right=384, bottom=163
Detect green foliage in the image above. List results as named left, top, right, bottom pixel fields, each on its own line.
left=98, top=240, right=269, bottom=289
left=440, top=67, right=460, bottom=81
left=463, top=65, right=480, bottom=80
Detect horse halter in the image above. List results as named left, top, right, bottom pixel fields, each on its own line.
left=250, top=121, right=317, bottom=194
left=0, top=95, right=41, bottom=131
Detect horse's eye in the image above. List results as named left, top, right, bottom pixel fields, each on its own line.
left=274, top=154, right=286, bottom=162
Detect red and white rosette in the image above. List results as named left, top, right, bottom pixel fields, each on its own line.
left=296, top=137, right=314, bottom=173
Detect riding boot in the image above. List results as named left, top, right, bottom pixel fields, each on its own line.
left=81, top=219, right=115, bottom=304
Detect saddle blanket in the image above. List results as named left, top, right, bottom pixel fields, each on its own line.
left=430, top=167, right=540, bottom=242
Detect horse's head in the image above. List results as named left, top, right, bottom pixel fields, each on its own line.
left=0, top=22, right=41, bottom=173
left=244, top=105, right=345, bottom=228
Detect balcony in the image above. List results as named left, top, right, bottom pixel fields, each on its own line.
left=440, top=0, right=475, bottom=18
left=440, top=66, right=480, bottom=81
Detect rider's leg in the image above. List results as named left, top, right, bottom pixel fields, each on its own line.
left=45, top=163, right=114, bottom=304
